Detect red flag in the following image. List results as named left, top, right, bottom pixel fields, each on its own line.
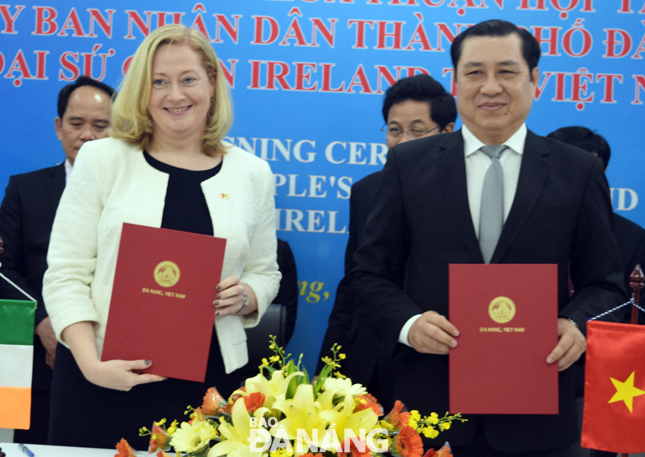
left=582, top=320, right=645, bottom=454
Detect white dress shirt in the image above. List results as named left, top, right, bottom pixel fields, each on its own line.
left=398, top=124, right=528, bottom=346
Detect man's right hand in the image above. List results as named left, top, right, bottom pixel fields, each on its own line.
left=35, top=317, right=57, bottom=369
left=408, top=311, right=460, bottom=354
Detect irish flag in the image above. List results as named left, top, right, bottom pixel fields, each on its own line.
left=0, top=298, right=35, bottom=429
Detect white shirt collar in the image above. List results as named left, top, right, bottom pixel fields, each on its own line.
left=64, top=158, right=73, bottom=184
left=462, top=123, right=527, bottom=157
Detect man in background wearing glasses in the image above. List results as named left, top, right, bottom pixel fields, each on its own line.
left=318, top=74, right=456, bottom=409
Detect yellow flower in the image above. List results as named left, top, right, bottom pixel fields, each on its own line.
left=318, top=393, right=379, bottom=449
left=167, top=420, right=179, bottom=436
left=261, top=358, right=269, bottom=367
left=270, top=355, right=280, bottom=363
left=339, top=354, right=346, bottom=360
left=429, top=412, right=439, bottom=425
left=208, top=397, right=268, bottom=457
left=439, top=422, right=451, bottom=431
left=422, top=426, right=439, bottom=439
left=410, top=410, right=421, bottom=421
left=323, top=378, right=366, bottom=397
left=155, top=418, right=167, bottom=427
left=170, top=419, right=215, bottom=455
left=271, top=383, right=331, bottom=449
left=408, top=418, right=418, bottom=430
left=270, top=448, right=293, bottom=457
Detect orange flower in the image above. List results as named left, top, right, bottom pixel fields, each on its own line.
left=354, top=394, right=384, bottom=416
left=243, top=392, right=266, bottom=414
left=189, top=407, right=205, bottom=424
left=115, top=438, right=136, bottom=457
left=156, top=451, right=173, bottom=457
left=338, top=437, right=372, bottom=457
left=386, top=401, right=411, bottom=427
left=423, top=445, right=453, bottom=457
left=202, top=387, right=226, bottom=416
left=394, top=425, right=424, bottom=457
left=149, top=424, right=167, bottom=452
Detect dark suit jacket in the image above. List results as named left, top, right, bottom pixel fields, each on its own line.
left=318, top=172, right=387, bottom=386
left=274, top=239, right=298, bottom=343
left=613, top=213, right=645, bottom=320
left=0, top=163, right=65, bottom=391
left=351, top=130, right=626, bottom=453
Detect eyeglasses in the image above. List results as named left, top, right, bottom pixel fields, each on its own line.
left=381, top=124, right=440, bottom=140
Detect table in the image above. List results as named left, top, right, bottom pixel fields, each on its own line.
left=0, top=443, right=118, bottom=457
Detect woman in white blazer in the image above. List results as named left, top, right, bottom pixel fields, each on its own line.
left=43, top=24, right=280, bottom=449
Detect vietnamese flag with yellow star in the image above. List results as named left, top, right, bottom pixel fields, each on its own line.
left=582, top=320, right=645, bottom=454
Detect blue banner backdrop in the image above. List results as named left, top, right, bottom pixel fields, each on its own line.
left=1, top=0, right=644, bottom=371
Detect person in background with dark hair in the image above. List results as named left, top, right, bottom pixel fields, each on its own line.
left=0, top=75, right=114, bottom=444
left=547, top=126, right=645, bottom=457
left=318, top=74, right=456, bottom=409
left=351, top=19, right=625, bottom=456
left=547, top=126, right=645, bottom=307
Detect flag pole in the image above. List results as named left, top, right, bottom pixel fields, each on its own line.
left=621, top=264, right=644, bottom=457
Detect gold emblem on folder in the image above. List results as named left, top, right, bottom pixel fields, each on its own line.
left=488, top=296, right=516, bottom=324
left=154, top=261, right=180, bottom=288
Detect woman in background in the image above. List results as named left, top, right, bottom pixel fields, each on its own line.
left=43, top=24, right=280, bottom=449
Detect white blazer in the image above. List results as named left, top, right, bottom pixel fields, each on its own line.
left=43, top=137, right=281, bottom=373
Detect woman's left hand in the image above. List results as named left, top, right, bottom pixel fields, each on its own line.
left=214, top=276, right=257, bottom=317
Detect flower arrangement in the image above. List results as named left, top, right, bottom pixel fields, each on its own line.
left=116, top=337, right=465, bottom=457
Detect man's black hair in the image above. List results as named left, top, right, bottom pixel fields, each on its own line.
left=450, top=19, right=541, bottom=79
left=57, top=76, right=116, bottom=118
left=382, top=74, right=457, bottom=132
left=547, top=126, right=611, bottom=169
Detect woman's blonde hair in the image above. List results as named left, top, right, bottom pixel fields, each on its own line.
left=110, top=24, right=233, bottom=156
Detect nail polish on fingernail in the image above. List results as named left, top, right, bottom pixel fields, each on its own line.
left=216, top=285, right=221, bottom=291
left=215, top=312, right=219, bottom=317
left=213, top=301, right=219, bottom=307
left=145, top=360, right=152, bottom=365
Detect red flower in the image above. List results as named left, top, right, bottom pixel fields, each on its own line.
left=386, top=401, right=411, bottom=427
left=423, top=445, right=453, bottom=457
left=354, top=394, right=384, bottom=416
left=148, top=424, right=167, bottom=452
left=244, top=392, right=266, bottom=414
left=115, top=438, right=136, bottom=457
left=394, top=425, right=424, bottom=457
left=202, top=387, right=226, bottom=416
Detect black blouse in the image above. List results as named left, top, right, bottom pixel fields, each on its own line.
left=144, top=150, right=222, bottom=236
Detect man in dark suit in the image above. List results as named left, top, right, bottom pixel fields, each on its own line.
left=352, top=20, right=626, bottom=456
left=547, top=126, right=645, bottom=457
left=0, top=76, right=114, bottom=443
left=318, top=74, right=456, bottom=409
left=548, top=126, right=645, bottom=311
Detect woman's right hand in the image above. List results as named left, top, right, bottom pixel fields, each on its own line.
left=79, top=358, right=166, bottom=392
left=62, top=321, right=166, bottom=391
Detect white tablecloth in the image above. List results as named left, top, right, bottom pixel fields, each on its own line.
left=0, top=443, right=117, bottom=457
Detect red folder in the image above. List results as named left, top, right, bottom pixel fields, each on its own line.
left=449, top=264, right=558, bottom=414
left=102, top=223, right=226, bottom=382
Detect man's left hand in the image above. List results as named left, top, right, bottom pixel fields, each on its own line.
left=546, top=317, right=586, bottom=371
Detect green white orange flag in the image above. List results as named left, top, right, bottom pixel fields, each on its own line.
left=0, top=298, right=35, bottom=430
left=582, top=320, right=645, bottom=454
